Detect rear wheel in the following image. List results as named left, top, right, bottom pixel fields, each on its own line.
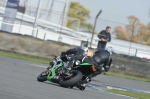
left=37, top=71, right=47, bottom=82
left=70, top=85, right=74, bottom=89
left=59, top=71, right=82, bottom=88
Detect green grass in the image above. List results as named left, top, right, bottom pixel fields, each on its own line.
left=106, top=72, right=150, bottom=83
left=107, top=89, right=150, bottom=99
left=0, top=51, right=50, bottom=64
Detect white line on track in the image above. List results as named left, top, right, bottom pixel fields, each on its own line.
left=25, top=63, right=139, bottom=99
left=26, top=63, right=47, bottom=68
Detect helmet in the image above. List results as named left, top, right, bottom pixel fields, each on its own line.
left=82, top=47, right=93, bottom=57
left=81, top=43, right=88, bottom=49
left=105, top=46, right=114, bottom=55
left=87, top=49, right=93, bottom=57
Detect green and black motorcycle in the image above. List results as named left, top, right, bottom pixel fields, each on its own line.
left=37, top=55, right=98, bottom=90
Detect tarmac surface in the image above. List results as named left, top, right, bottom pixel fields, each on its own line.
left=0, top=56, right=150, bottom=99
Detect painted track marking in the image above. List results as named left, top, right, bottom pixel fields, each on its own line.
left=26, top=63, right=148, bottom=99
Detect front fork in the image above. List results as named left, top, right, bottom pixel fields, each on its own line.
left=47, top=62, right=54, bottom=69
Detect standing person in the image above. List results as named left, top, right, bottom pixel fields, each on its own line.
left=97, top=26, right=111, bottom=50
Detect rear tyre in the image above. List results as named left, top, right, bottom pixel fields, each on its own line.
left=79, top=86, right=85, bottom=90
left=37, top=71, right=47, bottom=82
left=59, top=71, right=82, bottom=88
left=70, top=85, right=74, bottom=89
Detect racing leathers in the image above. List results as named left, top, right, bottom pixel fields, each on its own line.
left=61, top=47, right=86, bottom=68
left=92, top=49, right=112, bottom=76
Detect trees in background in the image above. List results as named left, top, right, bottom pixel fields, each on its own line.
left=114, top=16, right=150, bottom=45
left=67, top=2, right=93, bottom=33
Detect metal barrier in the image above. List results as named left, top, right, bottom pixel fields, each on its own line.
left=0, top=1, right=150, bottom=59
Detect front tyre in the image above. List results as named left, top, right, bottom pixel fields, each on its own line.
left=59, top=71, right=82, bottom=88
left=37, top=71, right=47, bottom=82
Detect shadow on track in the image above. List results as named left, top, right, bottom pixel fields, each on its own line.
left=42, top=81, right=60, bottom=87
left=40, top=81, right=80, bottom=91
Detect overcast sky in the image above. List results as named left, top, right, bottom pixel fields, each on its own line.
left=70, top=0, right=150, bottom=32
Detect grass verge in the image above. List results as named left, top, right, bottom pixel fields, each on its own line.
left=0, top=51, right=50, bottom=64
left=0, top=51, right=150, bottom=83
left=107, top=89, right=150, bottom=99
left=107, top=72, right=150, bottom=83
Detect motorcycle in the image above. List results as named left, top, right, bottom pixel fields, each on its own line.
left=37, top=55, right=98, bottom=90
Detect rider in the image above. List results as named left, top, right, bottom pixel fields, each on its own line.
left=60, top=44, right=92, bottom=70
left=92, top=46, right=114, bottom=77
left=61, top=45, right=113, bottom=77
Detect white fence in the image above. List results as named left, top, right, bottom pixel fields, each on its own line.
left=0, top=6, right=150, bottom=59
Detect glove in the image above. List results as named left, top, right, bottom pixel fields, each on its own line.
left=61, top=52, right=66, bottom=57
left=61, top=52, right=67, bottom=61
left=49, top=62, right=54, bottom=66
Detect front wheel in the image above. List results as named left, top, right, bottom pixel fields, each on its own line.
left=59, top=71, right=82, bottom=88
left=37, top=71, right=47, bottom=82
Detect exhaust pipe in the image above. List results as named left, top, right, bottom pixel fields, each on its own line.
left=79, top=78, right=91, bottom=84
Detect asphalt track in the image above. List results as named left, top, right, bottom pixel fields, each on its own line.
left=0, top=56, right=150, bottom=99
